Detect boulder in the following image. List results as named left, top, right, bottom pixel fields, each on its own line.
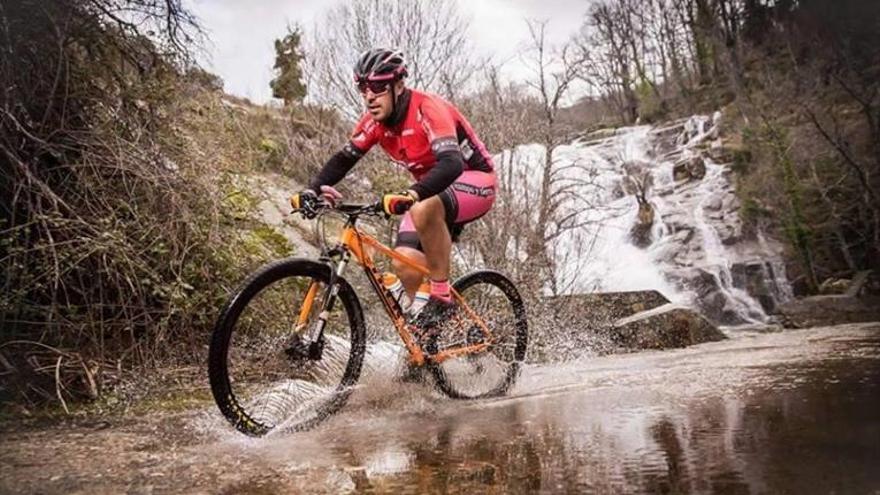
left=531, top=291, right=675, bottom=361
left=630, top=201, right=656, bottom=248
left=731, top=261, right=778, bottom=313
left=545, top=290, right=671, bottom=327
left=777, top=294, right=880, bottom=328
left=673, top=156, right=706, bottom=182
left=610, top=304, right=727, bottom=350
left=819, top=277, right=851, bottom=295
left=779, top=270, right=880, bottom=327
left=668, top=267, right=749, bottom=325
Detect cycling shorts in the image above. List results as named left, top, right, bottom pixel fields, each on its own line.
left=395, top=170, right=496, bottom=251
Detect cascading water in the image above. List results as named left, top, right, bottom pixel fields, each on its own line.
left=692, top=161, right=767, bottom=323
left=500, top=113, right=792, bottom=325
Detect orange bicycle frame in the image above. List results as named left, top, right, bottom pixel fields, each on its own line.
left=299, top=223, right=493, bottom=366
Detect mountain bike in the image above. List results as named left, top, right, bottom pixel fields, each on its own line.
left=208, top=201, right=528, bottom=436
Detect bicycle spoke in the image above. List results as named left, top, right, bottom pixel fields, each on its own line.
left=217, top=269, right=361, bottom=432
left=429, top=271, right=527, bottom=398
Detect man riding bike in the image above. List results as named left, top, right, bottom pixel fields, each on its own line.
left=290, top=48, right=496, bottom=333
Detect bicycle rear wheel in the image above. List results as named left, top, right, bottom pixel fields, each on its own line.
left=208, top=258, right=366, bottom=436
left=429, top=270, right=528, bottom=399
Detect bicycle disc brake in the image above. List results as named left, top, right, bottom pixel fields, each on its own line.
left=284, top=333, right=325, bottom=361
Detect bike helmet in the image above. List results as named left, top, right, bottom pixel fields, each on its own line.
left=354, top=48, right=408, bottom=83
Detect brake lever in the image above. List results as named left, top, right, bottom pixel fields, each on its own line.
left=372, top=201, right=391, bottom=220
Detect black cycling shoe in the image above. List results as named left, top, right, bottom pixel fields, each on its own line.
left=397, top=361, right=429, bottom=383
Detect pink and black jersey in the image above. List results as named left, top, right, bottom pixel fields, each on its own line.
left=308, top=88, right=498, bottom=252
left=310, top=89, right=493, bottom=200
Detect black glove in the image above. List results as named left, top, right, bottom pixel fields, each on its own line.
left=290, top=189, right=319, bottom=218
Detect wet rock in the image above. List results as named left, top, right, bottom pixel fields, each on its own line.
left=714, top=216, right=744, bottom=246
left=630, top=201, right=655, bottom=248
left=678, top=115, right=713, bottom=146
left=656, top=186, right=675, bottom=197
left=546, top=291, right=671, bottom=327
left=731, top=261, right=778, bottom=313
left=673, top=156, right=706, bottom=182
left=819, top=278, right=851, bottom=295
left=662, top=212, right=692, bottom=233
left=669, top=268, right=749, bottom=325
left=778, top=294, right=880, bottom=328
left=651, top=123, right=686, bottom=155
left=704, top=196, right=723, bottom=211
left=670, top=228, right=696, bottom=246
left=652, top=122, right=687, bottom=139
left=610, top=304, right=727, bottom=350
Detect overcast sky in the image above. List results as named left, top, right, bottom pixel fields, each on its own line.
left=185, top=0, right=592, bottom=103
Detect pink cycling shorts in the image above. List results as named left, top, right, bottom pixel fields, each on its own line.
left=395, top=170, right=496, bottom=251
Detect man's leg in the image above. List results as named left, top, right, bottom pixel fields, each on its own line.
left=393, top=213, right=428, bottom=298
left=392, top=246, right=425, bottom=298
left=408, top=195, right=452, bottom=299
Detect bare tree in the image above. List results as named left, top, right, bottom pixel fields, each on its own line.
left=577, top=3, right=640, bottom=123
left=448, top=22, right=601, bottom=297
left=302, top=0, right=475, bottom=118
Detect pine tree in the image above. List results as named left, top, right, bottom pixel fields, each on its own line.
left=270, top=26, right=306, bottom=105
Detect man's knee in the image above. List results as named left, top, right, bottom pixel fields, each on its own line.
left=409, top=196, right=444, bottom=228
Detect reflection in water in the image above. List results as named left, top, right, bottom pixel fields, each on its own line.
left=230, top=326, right=880, bottom=494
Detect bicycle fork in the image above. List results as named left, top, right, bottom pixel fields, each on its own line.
left=292, top=252, right=350, bottom=361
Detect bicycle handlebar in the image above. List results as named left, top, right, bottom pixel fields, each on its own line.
left=291, top=199, right=387, bottom=220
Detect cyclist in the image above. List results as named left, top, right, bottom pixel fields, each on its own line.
left=291, top=48, right=496, bottom=331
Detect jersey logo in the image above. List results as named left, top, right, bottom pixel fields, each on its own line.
left=431, top=136, right=459, bottom=154
left=353, top=132, right=367, bottom=143
left=452, top=182, right=495, bottom=197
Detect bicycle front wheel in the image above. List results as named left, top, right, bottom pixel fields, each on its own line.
left=208, top=258, right=366, bottom=436
left=429, top=270, right=528, bottom=399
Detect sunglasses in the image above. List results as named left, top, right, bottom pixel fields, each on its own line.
left=356, top=80, right=391, bottom=95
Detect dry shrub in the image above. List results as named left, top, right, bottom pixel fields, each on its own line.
left=0, top=1, right=298, bottom=410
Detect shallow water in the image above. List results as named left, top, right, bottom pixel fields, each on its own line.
left=2, top=324, right=879, bottom=494
left=215, top=324, right=880, bottom=494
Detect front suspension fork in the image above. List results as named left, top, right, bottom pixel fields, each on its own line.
left=300, top=252, right=350, bottom=360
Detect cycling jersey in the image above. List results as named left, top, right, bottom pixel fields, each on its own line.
left=309, top=89, right=494, bottom=200
left=309, top=88, right=497, bottom=252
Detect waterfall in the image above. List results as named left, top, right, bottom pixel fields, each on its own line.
left=498, top=114, right=793, bottom=325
